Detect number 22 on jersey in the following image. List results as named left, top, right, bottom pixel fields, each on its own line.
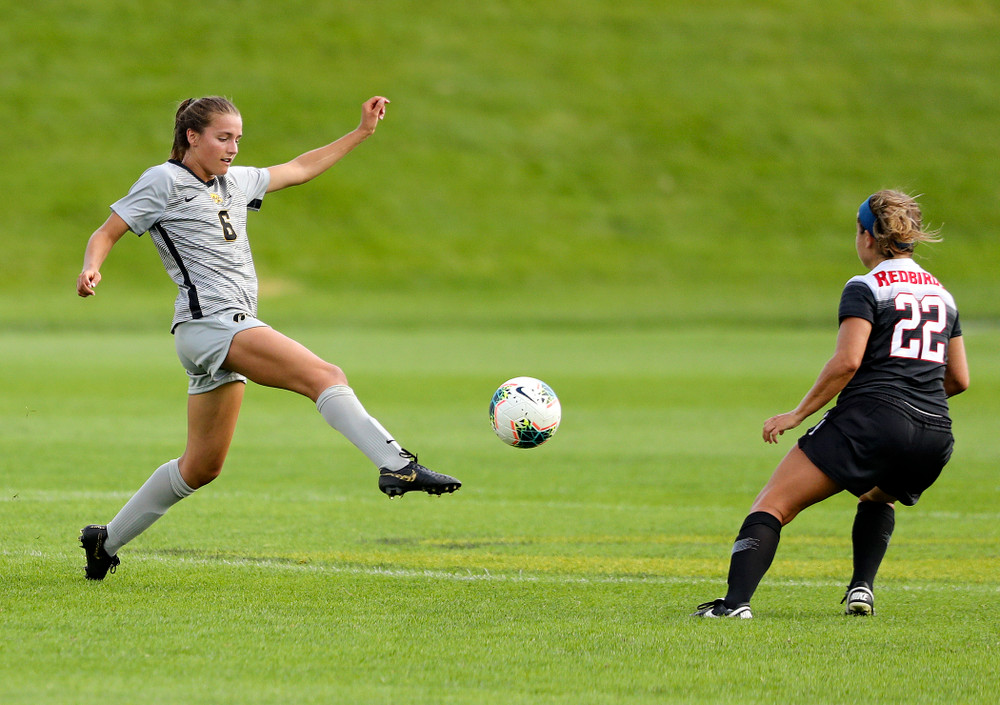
left=892, top=293, right=946, bottom=363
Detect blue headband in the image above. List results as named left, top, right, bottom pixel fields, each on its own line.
left=858, top=194, right=915, bottom=251
left=858, top=195, right=877, bottom=234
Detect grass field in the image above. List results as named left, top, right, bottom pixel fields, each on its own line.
left=2, top=324, right=998, bottom=704
left=2, top=0, right=999, bottom=703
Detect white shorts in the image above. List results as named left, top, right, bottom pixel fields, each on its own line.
left=173, top=309, right=269, bottom=394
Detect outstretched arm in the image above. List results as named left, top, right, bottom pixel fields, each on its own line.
left=266, top=96, right=389, bottom=193
left=762, top=316, right=872, bottom=444
left=77, top=212, right=131, bottom=297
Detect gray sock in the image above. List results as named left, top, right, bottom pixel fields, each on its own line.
left=104, top=459, right=194, bottom=556
left=316, top=385, right=407, bottom=470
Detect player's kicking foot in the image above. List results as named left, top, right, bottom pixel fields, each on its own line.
left=842, top=584, right=875, bottom=615
left=79, top=524, right=120, bottom=580
left=378, top=452, right=461, bottom=498
left=692, top=599, right=753, bottom=619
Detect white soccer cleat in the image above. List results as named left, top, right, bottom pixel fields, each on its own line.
left=692, top=599, right=753, bottom=619
left=842, top=584, right=875, bottom=616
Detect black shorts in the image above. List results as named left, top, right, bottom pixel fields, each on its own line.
left=798, top=393, right=953, bottom=506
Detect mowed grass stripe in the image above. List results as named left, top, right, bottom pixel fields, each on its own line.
left=8, top=543, right=997, bottom=588
left=8, top=489, right=1000, bottom=525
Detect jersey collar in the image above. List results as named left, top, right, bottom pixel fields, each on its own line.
left=169, top=159, right=217, bottom=187
left=870, top=257, right=919, bottom=274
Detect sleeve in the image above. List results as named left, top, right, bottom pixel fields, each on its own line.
left=838, top=279, right=875, bottom=324
left=951, top=310, right=962, bottom=338
left=227, top=166, right=271, bottom=212
left=109, top=164, right=174, bottom=236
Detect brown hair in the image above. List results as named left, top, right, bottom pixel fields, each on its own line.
left=170, top=97, right=241, bottom=161
left=866, top=189, right=941, bottom=257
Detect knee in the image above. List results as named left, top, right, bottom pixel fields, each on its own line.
left=178, top=455, right=224, bottom=489
left=749, top=489, right=797, bottom=526
left=749, top=501, right=796, bottom=527
left=309, top=363, right=348, bottom=398
left=324, top=363, right=348, bottom=386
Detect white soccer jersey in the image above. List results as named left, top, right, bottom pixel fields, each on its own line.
left=111, top=160, right=271, bottom=330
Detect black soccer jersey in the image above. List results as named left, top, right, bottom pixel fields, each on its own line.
left=837, top=258, right=961, bottom=415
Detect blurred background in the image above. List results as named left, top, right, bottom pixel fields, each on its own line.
left=1, top=0, right=997, bottom=330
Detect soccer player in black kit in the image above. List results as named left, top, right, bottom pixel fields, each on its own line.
left=694, top=190, right=969, bottom=618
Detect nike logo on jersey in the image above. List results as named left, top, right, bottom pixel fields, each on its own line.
left=184, top=195, right=196, bottom=202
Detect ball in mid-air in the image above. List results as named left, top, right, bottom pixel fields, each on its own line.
left=489, top=377, right=561, bottom=448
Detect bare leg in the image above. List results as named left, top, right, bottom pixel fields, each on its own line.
left=104, top=381, right=245, bottom=554
left=178, top=381, right=246, bottom=488
left=222, top=325, right=460, bottom=495
left=750, top=445, right=843, bottom=525
left=224, top=326, right=345, bottom=401
left=224, top=326, right=406, bottom=470
left=723, top=446, right=843, bottom=607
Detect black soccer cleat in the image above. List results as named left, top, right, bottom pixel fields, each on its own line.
left=79, top=524, right=120, bottom=581
left=378, top=451, right=461, bottom=498
left=842, top=584, right=875, bottom=616
left=692, top=598, right=753, bottom=619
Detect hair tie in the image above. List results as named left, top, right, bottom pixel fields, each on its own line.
left=858, top=195, right=877, bottom=235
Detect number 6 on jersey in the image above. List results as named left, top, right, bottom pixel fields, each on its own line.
left=218, top=210, right=237, bottom=241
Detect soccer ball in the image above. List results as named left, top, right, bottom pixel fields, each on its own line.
left=489, top=377, right=561, bottom=448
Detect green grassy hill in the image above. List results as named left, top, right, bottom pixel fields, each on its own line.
left=3, top=0, right=998, bottom=329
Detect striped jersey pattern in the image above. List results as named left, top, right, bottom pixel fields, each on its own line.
left=837, top=257, right=961, bottom=415
left=111, top=160, right=271, bottom=330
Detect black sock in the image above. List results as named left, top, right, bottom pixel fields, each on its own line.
left=850, top=502, right=895, bottom=588
left=724, top=511, right=782, bottom=608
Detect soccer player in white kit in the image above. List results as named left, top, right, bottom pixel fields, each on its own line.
left=77, top=95, right=460, bottom=580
